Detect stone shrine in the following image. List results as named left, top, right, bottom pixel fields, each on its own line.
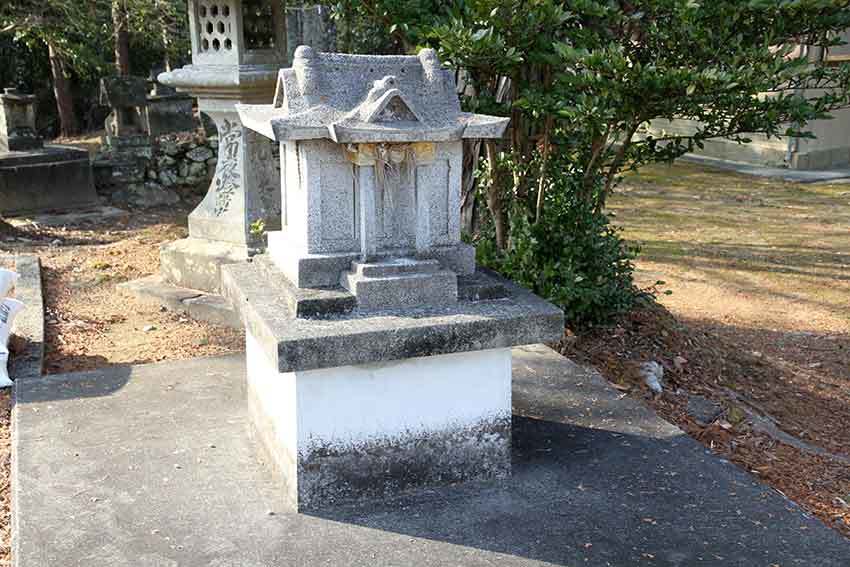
left=153, top=0, right=285, bottom=294
left=224, top=47, right=564, bottom=511
left=0, top=88, right=98, bottom=215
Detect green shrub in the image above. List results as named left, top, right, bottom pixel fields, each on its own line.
left=477, top=159, right=641, bottom=329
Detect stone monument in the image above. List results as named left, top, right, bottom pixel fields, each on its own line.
left=224, top=47, right=564, bottom=512
left=0, top=88, right=41, bottom=153
left=153, top=0, right=285, bottom=294
left=99, top=76, right=154, bottom=161
left=0, top=88, right=98, bottom=215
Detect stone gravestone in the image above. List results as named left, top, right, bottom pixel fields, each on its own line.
left=93, top=76, right=171, bottom=209
left=0, top=88, right=42, bottom=153
left=224, top=47, right=564, bottom=512
left=0, top=88, right=98, bottom=215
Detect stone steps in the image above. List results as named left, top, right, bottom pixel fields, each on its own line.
left=341, top=257, right=458, bottom=311
left=351, top=257, right=441, bottom=278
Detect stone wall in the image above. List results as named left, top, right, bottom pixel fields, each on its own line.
left=93, top=132, right=217, bottom=208
left=93, top=131, right=282, bottom=210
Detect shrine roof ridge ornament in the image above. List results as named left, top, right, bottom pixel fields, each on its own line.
left=237, top=46, right=510, bottom=144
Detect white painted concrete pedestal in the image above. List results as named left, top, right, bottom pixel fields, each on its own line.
left=245, top=332, right=513, bottom=511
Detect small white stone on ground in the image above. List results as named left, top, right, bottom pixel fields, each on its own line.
left=640, top=361, right=664, bottom=395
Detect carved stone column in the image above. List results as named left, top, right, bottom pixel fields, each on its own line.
left=158, top=107, right=280, bottom=292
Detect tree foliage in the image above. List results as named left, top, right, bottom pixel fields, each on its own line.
left=0, top=0, right=190, bottom=136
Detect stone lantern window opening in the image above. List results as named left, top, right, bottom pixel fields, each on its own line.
left=192, top=0, right=284, bottom=65
left=195, top=1, right=237, bottom=59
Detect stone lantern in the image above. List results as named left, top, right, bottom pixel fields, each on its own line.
left=224, top=47, right=564, bottom=512
left=154, top=0, right=286, bottom=294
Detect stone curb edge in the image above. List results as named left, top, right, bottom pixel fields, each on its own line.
left=7, top=254, right=44, bottom=381
left=6, top=254, right=44, bottom=567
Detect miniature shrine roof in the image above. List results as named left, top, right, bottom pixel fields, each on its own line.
left=238, top=47, right=509, bottom=144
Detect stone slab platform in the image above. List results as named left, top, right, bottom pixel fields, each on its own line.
left=681, top=153, right=850, bottom=183
left=0, top=145, right=98, bottom=216
left=14, top=346, right=850, bottom=567
left=6, top=206, right=128, bottom=229
left=118, top=275, right=240, bottom=329
left=222, top=259, right=563, bottom=373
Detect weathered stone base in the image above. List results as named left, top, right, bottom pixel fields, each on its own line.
left=118, top=275, right=240, bottom=328
left=341, top=258, right=458, bottom=311
left=103, top=134, right=154, bottom=160
left=0, top=146, right=98, bottom=215
left=246, top=331, right=512, bottom=511
left=159, top=237, right=248, bottom=293
left=222, top=259, right=563, bottom=373
left=267, top=230, right=476, bottom=288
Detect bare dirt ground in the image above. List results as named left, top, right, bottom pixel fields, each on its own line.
left=2, top=208, right=244, bottom=373
left=563, top=162, right=850, bottom=538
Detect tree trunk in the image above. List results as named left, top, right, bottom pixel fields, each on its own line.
left=155, top=0, right=172, bottom=72
left=113, top=1, right=131, bottom=75
left=162, top=32, right=172, bottom=72
left=460, top=139, right=482, bottom=237
left=47, top=42, right=78, bottom=138
left=535, top=113, right=554, bottom=223
left=484, top=142, right=509, bottom=250
left=534, top=66, right=553, bottom=223
left=598, top=121, right=641, bottom=213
